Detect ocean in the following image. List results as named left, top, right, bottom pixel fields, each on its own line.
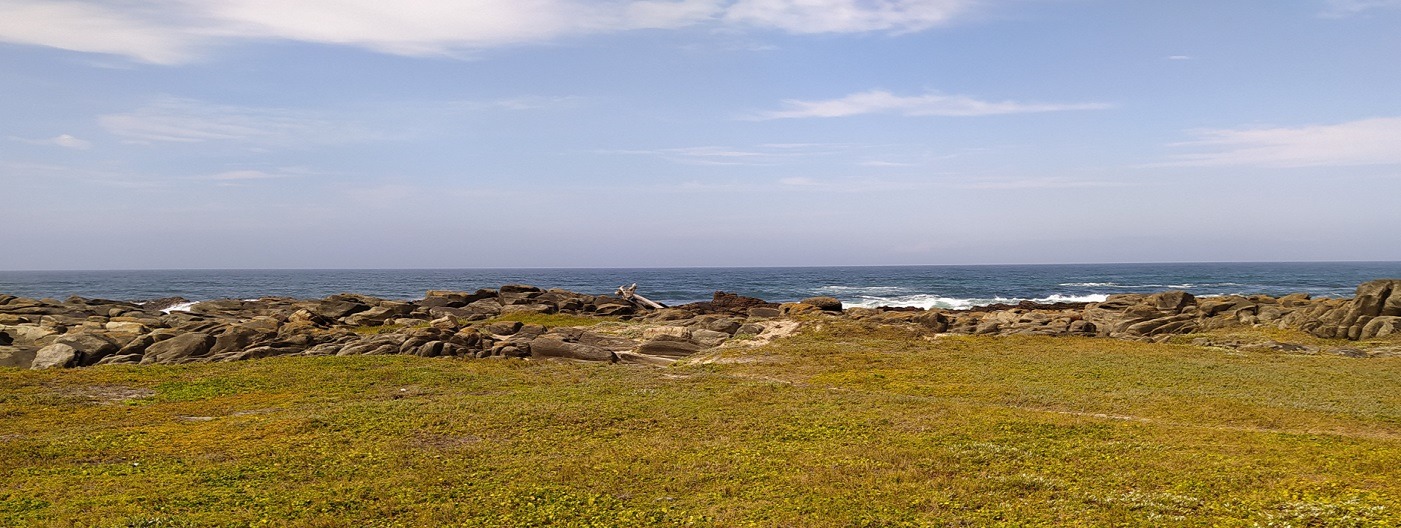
left=1, top=262, right=1399, bottom=310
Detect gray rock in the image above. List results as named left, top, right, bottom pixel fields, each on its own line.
left=636, top=338, right=704, bottom=358
left=32, top=343, right=80, bottom=369
left=142, top=332, right=215, bottom=364
left=690, top=329, right=731, bottom=347
left=53, top=333, right=119, bottom=366
left=500, top=304, right=557, bottom=315
left=528, top=338, right=615, bottom=362
left=1, top=346, right=37, bottom=368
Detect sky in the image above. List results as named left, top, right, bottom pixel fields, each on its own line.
left=2, top=0, right=1400, bottom=270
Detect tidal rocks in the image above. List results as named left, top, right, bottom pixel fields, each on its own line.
left=5, top=278, right=1400, bottom=370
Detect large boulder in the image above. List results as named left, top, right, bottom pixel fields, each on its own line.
left=141, top=332, right=215, bottom=364
left=54, top=333, right=120, bottom=366
left=1361, top=316, right=1401, bottom=340
left=799, top=296, right=843, bottom=312
left=31, top=343, right=80, bottom=369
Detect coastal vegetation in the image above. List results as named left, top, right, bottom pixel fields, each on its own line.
left=3, top=322, right=1399, bottom=526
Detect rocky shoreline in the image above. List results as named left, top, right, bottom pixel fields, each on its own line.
left=2, top=279, right=1399, bottom=370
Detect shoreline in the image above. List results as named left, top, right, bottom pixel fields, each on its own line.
left=3, top=279, right=1399, bottom=370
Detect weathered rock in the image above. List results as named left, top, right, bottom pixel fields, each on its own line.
left=32, top=343, right=80, bottom=369
left=690, top=329, right=731, bottom=347
left=210, top=326, right=269, bottom=356
left=0, top=346, right=33, bottom=368
left=799, top=296, right=843, bottom=312
left=780, top=303, right=821, bottom=316
left=142, top=332, right=215, bottom=364
left=1361, top=316, right=1401, bottom=340
left=53, top=333, right=120, bottom=366
left=500, top=303, right=557, bottom=315
left=483, top=321, right=523, bottom=336
left=528, top=337, right=615, bottom=362
left=464, top=298, right=503, bottom=316
left=314, top=297, right=371, bottom=320
left=748, top=307, right=781, bottom=318
left=636, top=338, right=704, bottom=358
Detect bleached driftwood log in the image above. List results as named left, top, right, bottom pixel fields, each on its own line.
left=617, top=283, right=667, bottom=310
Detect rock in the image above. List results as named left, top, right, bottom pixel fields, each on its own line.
left=690, top=329, right=731, bottom=347
left=1361, top=316, right=1401, bottom=340
left=32, top=343, right=80, bottom=369
left=464, top=298, right=503, bottom=316
left=748, top=307, right=781, bottom=318
left=780, top=303, right=821, bottom=316
left=636, top=338, right=704, bottom=358
left=704, top=318, right=743, bottom=335
left=210, top=326, right=268, bottom=356
left=1145, top=291, right=1195, bottom=313
left=142, top=332, right=215, bottom=364
left=499, top=284, right=543, bottom=294
left=500, top=304, right=557, bottom=315
left=643, top=326, right=690, bottom=340
left=913, top=311, right=951, bottom=333
left=0, top=346, right=36, bottom=368
left=483, top=321, right=523, bottom=336
left=429, top=316, right=460, bottom=331
left=313, top=297, right=370, bottom=320
left=528, top=337, right=615, bottom=362
left=104, top=321, right=150, bottom=335
left=1355, top=280, right=1398, bottom=317
left=53, top=333, right=119, bottom=366
left=799, top=296, right=843, bottom=312
left=593, top=303, right=635, bottom=317
left=0, top=329, right=10, bottom=346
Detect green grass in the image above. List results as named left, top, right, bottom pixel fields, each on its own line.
left=485, top=312, right=623, bottom=328
left=2, top=321, right=1399, bottom=526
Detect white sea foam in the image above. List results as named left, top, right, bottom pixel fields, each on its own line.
left=1058, top=282, right=1119, bottom=287
left=844, top=293, right=1108, bottom=310
left=162, top=301, right=198, bottom=314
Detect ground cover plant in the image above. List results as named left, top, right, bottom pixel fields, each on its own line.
left=2, top=321, right=1399, bottom=526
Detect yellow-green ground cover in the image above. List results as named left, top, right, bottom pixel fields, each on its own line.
left=2, top=322, right=1399, bottom=526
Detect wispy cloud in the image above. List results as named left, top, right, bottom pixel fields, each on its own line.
left=8, top=134, right=92, bottom=149
left=725, top=0, right=975, bottom=33
left=1321, top=0, right=1401, bottom=16
left=0, top=0, right=988, bottom=64
left=1165, top=116, right=1401, bottom=168
left=99, top=97, right=376, bottom=145
left=602, top=143, right=850, bottom=165
left=957, top=177, right=1130, bottom=190
left=753, top=90, right=1113, bottom=119
left=1166, top=55, right=1192, bottom=60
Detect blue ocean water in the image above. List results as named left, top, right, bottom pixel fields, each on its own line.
left=1, top=262, right=1398, bottom=309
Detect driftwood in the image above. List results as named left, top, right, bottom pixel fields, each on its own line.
left=617, top=283, right=667, bottom=310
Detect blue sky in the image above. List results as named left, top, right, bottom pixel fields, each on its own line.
left=3, top=0, right=1400, bottom=269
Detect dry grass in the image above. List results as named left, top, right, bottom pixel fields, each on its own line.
left=2, top=321, right=1399, bottom=526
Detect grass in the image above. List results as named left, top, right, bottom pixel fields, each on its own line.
left=2, top=321, right=1399, bottom=526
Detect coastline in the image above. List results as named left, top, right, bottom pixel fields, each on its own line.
left=4, top=279, right=1399, bottom=370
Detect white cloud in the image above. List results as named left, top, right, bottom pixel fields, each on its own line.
left=725, top=0, right=974, bottom=33
left=206, top=169, right=294, bottom=181
left=9, top=133, right=92, bottom=149
left=1166, top=55, right=1192, bottom=60
left=0, top=0, right=988, bottom=64
left=98, top=97, right=375, bottom=145
left=754, top=89, right=1112, bottom=119
left=1166, top=116, right=1401, bottom=168
left=0, top=0, right=204, bottom=64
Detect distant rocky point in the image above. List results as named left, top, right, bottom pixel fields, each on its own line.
left=2, top=279, right=1399, bottom=370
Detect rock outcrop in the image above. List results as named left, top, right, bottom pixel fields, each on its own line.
left=3, top=279, right=1398, bottom=370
